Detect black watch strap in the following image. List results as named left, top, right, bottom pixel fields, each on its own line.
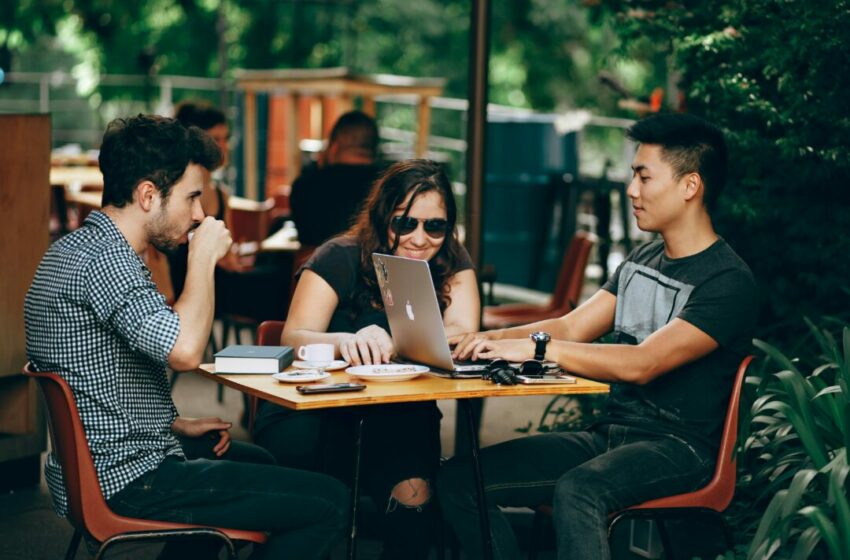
left=532, top=332, right=550, bottom=361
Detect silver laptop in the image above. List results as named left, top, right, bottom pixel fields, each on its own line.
left=371, top=253, right=489, bottom=378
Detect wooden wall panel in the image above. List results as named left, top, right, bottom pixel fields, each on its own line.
left=0, top=114, right=51, bottom=379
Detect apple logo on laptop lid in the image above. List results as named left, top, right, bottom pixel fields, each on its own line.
left=405, top=300, right=415, bottom=321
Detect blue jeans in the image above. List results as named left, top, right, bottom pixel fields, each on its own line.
left=108, top=437, right=349, bottom=560
left=438, top=423, right=713, bottom=560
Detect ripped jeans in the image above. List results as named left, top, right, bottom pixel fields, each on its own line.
left=439, top=423, right=714, bottom=560
left=254, top=400, right=443, bottom=560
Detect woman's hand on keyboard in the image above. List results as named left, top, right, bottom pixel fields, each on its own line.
left=340, top=325, right=395, bottom=366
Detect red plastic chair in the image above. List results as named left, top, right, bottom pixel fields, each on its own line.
left=23, top=364, right=268, bottom=560
left=482, top=231, right=596, bottom=329
left=246, top=320, right=287, bottom=434
left=529, top=355, right=754, bottom=560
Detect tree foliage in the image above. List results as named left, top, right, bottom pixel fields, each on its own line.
left=598, top=0, right=850, bottom=344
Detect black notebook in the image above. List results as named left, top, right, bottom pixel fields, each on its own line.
left=214, top=345, right=294, bottom=374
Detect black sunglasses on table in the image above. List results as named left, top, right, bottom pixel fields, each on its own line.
left=390, top=216, right=449, bottom=238
left=483, top=359, right=556, bottom=384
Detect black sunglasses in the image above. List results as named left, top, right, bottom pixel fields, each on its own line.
left=487, top=359, right=549, bottom=376
left=390, top=216, right=449, bottom=238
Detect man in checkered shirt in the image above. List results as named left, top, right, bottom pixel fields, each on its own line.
left=25, top=114, right=348, bottom=559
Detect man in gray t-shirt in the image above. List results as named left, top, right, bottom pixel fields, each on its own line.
left=443, top=113, right=757, bottom=560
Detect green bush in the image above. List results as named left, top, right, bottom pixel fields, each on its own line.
left=734, top=322, right=850, bottom=558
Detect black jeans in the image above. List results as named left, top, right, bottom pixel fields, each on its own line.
left=108, top=436, right=349, bottom=560
left=253, top=401, right=442, bottom=560
left=439, top=423, right=714, bottom=560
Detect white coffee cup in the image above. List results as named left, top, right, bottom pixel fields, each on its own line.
left=297, top=343, right=335, bottom=366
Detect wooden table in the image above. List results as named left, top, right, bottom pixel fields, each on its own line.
left=193, top=365, right=609, bottom=559
left=259, top=227, right=301, bottom=253
left=49, top=167, right=104, bottom=233
left=50, top=166, right=103, bottom=189
left=65, top=190, right=103, bottom=209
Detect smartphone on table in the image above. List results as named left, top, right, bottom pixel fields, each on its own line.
left=516, top=374, right=576, bottom=385
left=296, top=383, right=366, bottom=394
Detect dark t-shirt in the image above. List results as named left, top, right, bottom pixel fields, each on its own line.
left=599, top=238, right=758, bottom=453
left=253, top=235, right=474, bottom=436
left=302, top=236, right=475, bottom=334
left=290, top=163, right=383, bottom=247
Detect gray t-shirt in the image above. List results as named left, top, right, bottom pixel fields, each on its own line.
left=599, top=238, right=758, bottom=453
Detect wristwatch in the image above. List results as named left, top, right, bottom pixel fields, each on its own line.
left=530, top=331, right=551, bottom=361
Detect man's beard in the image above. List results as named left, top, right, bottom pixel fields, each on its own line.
left=146, top=208, right=184, bottom=255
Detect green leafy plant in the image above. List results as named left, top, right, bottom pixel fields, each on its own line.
left=737, top=322, right=850, bottom=559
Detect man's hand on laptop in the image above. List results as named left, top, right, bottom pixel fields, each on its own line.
left=450, top=330, right=504, bottom=361
left=463, top=338, right=533, bottom=363
left=341, top=325, right=395, bottom=366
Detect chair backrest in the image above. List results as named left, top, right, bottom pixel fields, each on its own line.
left=227, top=198, right=274, bottom=244
left=550, top=231, right=596, bottom=313
left=249, top=321, right=286, bottom=433
left=632, top=354, right=754, bottom=512
left=23, top=364, right=128, bottom=540
left=256, top=320, right=285, bottom=346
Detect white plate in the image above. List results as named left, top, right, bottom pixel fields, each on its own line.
left=345, top=364, right=429, bottom=382
left=292, top=359, right=349, bottom=371
left=272, top=370, right=331, bottom=383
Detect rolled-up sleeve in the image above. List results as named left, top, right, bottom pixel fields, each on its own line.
left=86, top=246, right=180, bottom=364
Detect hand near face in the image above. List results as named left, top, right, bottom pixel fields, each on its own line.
left=340, top=325, right=395, bottom=366
left=189, top=217, right=232, bottom=263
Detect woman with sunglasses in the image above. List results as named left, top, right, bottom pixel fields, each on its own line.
left=252, top=159, right=480, bottom=559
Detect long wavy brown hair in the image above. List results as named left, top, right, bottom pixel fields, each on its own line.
left=347, top=159, right=465, bottom=315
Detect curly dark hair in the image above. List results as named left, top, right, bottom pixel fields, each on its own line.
left=99, top=114, right=221, bottom=208
left=347, top=159, right=465, bottom=315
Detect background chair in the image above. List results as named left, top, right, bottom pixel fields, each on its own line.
left=247, top=320, right=286, bottom=434
left=482, top=231, right=596, bottom=330
left=529, top=355, right=754, bottom=560
left=215, top=197, right=275, bottom=401
left=23, top=363, right=267, bottom=560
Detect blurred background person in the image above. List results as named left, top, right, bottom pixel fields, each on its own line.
left=290, top=110, right=383, bottom=248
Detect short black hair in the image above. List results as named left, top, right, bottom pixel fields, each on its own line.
left=98, top=114, right=221, bottom=208
left=627, top=113, right=728, bottom=210
left=173, top=100, right=227, bottom=131
left=329, top=110, right=379, bottom=158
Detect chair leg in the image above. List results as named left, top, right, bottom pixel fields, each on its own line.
left=93, top=529, right=238, bottom=560
left=654, top=519, right=676, bottom=560
left=528, top=510, right=547, bottom=560
left=64, top=529, right=82, bottom=560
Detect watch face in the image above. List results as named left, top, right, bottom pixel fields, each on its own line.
left=531, top=331, right=551, bottom=343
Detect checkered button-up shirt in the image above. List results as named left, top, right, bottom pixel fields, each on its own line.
left=25, top=211, right=184, bottom=516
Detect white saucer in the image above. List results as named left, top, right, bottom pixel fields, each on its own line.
left=292, top=359, right=349, bottom=371
left=273, top=370, right=331, bottom=383
left=345, top=364, right=429, bottom=382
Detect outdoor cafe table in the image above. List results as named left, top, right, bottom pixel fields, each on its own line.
left=192, top=364, right=609, bottom=559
